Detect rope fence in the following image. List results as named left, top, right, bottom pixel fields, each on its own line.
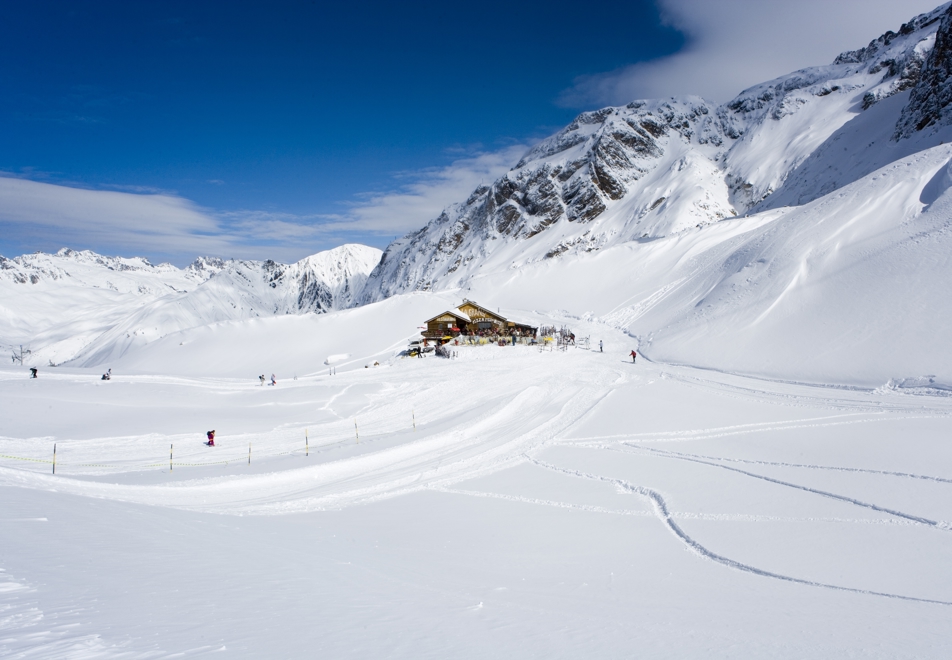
left=0, top=413, right=418, bottom=475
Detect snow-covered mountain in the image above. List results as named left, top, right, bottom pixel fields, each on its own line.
left=71, top=244, right=382, bottom=366
left=358, top=3, right=952, bottom=303
left=0, top=244, right=381, bottom=366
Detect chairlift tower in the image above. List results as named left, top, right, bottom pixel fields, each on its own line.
left=11, top=344, right=31, bottom=366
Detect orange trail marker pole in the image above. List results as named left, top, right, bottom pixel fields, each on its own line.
left=52, top=443, right=56, bottom=475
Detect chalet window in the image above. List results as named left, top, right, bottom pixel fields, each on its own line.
left=478, top=321, right=493, bottom=330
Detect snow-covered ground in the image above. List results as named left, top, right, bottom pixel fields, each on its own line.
left=3, top=301, right=952, bottom=657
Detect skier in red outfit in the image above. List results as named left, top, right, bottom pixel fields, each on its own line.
left=630, top=350, right=637, bottom=363
left=206, top=430, right=216, bottom=447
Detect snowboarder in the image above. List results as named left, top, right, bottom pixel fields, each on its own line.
left=29, top=367, right=37, bottom=378
left=270, top=373, right=276, bottom=386
left=101, top=368, right=112, bottom=381
left=599, top=340, right=603, bottom=353
left=206, top=430, right=215, bottom=446
left=630, top=350, right=637, bottom=363
left=258, top=374, right=266, bottom=386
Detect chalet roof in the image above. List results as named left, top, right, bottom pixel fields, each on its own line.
left=424, top=309, right=471, bottom=324
left=456, top=299, right=506, bottom=322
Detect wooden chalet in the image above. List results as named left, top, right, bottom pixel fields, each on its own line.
left=423, top=299, right=537, bottom=340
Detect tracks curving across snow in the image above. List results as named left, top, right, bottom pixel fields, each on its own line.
left=617, top=445, right=947, bottom=528
left=527, top=456, right=952, bottom=606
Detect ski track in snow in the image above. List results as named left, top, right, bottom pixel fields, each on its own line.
left=434, top=487, right=935, bottom=527
left=613, top=445, right=946, bottom=528
left=621, top=443, right=952, bottom=485
left=563, top=412, right=920, bottom=445
left=0, top=356, right=625, bottom=514
left=526, top=457, right=952, bottom=607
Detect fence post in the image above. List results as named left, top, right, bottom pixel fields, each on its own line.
left=306, top=429, right=309, bottom=457
left=170, top=443, right=173, bottom=472
left=412, top=410, right=416, bottom=431
left=248, top=442, right=251, bottom=465
left=52, top=443, right=56, bottom=475
left=355, top=419, right=359, bottom=443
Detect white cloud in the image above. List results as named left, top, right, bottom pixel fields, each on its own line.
left=0, top=143, right=530, bottom=263
left=0, top=176, right=233, bottom=256
left=560, top=0, right=944, bottom=107
left=331, top=144, right=529, bottom=235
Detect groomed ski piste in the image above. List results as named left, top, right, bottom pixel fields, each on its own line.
left=3, top=288, right=952, bottom=657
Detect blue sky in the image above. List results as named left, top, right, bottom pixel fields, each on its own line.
left=0, top=0, right=940, bottom=264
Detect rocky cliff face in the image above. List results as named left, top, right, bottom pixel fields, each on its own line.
left=358, top=3, right=952, bottom=304
left=896, top=4, right=952, bottom=137
left=365, top=97, right=736, bottom=300
left=193, top=243, right=381, bottom=316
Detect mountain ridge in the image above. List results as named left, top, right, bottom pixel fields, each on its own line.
left=357, top=2, right=952, bottom=304
left=0, top=244, right=381, bottom=366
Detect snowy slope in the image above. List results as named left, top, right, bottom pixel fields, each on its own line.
left=359, top=3, right=952, bottom=303
left=0, top=249, right=218, bottom=365
left=631, top=144, right=952, bottom=385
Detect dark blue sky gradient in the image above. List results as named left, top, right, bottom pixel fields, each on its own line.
left=0, top=1, right=682, bottom=256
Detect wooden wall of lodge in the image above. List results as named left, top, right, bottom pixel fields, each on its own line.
left=424, top=302, right=536, bottom=338
left=424, top=317, right=536, bottom=338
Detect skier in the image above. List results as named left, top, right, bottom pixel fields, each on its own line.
left=599, top=340, right=603, bottom=353
left=630, top=350, right=637, bottom=363
left=258, top=374, right=266, bottom=386
left=206, top=430, right=215, bottom=447
left=101, top=368, right=112, bottom=381
left=29, top=367, right=37, bottom=378
left=270, top=373, right=277, bottom=386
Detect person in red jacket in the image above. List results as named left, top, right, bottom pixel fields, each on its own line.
left=206, top=430, right=216, bottom=447
left=630, top=350, right=637, bottom=363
